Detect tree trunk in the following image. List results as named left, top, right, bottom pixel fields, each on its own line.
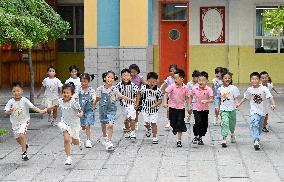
left=28, top=48, right=35, bottom=104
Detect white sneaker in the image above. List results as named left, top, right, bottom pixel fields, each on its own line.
left=254, top=140, right=260, bottom=150
left=65, top=156, right=72, bottom=165
left=165, top=123, right=170, bottom=131
left=135, top=123, right=139, bottom=131
left=85, top=140, right=92, bottom=148
left=145, top=128, right=152, bottom=137
left=105, top=141, right=114, bottom=150
left=124, top=132, right=130, bottom=139
left=185, top=115, right=191, bottom=124
left=130, top=131, right=136, bottom=140
left=231, top=134, right=236, bottom=143
left=79, top=141, right=84, bottom=150
left=221, top=140, right=227, bottom=148
left=152, top=137, right=158, bottom=144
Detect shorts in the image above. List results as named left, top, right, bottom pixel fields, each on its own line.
left=142, top=112, right=158, bottom=124
left=57, top=121, right=81, bottom=140
left=123, top=105, right=136, bottom=120
left=214, top=95, right=219, bottom=108
left=12, top=121, right=29, bottom=138
left=80, top=111, right=95, bottom=126
left=42, top=98, right=57, bottom=108
left=169, top=107, right=187, bottom=133
left=99, top=104, right=117, bottom=125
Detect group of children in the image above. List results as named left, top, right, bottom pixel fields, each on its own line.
left=4, top=63, right=280, bottom=165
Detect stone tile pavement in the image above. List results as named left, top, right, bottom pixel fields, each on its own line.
left=0, top=86, right=284, bottom=182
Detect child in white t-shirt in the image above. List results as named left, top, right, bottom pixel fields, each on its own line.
left=5, top=81, right=46, bottom=161
left=37, top=66, right=62, bottom=125
left=217, top=72, right=240, bottom=148
left=237, top=72, right=276, bottom=151
left=48, top=82, right=83, bottom=165
left=65, top=64, right=81, bottom=95
left=186, top=70, right=200, bottom=123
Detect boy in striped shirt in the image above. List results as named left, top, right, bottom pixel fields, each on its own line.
left=140, top=72, right=163, bottom=144
left=116, top=69, right=139, bottom=140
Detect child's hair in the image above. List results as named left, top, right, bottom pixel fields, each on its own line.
left=80, top=73, right=95, bottom=81
left=121, top=68, right=131, bottom=75
left=129, top=64, right=140, bottom=74
left=147, top=72, right=159, bottom=80
left=260, top=71, right=269, bottom=76
left=192, top=70, right=201, bottom=78
left=174, top=69, right=185, bottom=78
left=221, top=67, right=229, bottom=75
left=47, top=65, right=56, bottom=72
left=268, top=76, right=272, bottom=83
left=168, top=64, right=178, bottom=71
left=11, top=81, right=23, bottom=89
left=102, top=70, right=119, bottom=82
left=69, top=64, right=79, bottom=73
left=215, top=67, right=223, bottom=74
left=200, top=71, right=209, bottom=79
left=62, top=82, right=75, bottom=94
left=250, top=72, right=260, bottom=79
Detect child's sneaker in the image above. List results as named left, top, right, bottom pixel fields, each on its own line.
left=145, top=128, right=152, bottom=137
left=135, top=123, right=139, bottom=131
left=47, top=114, right=52, bottom=122
left=85, top=140, right=92, bottom=148
left=177, top=141, right=182, bottom=147
left=221, top=140, right=227, bottom=148
left=185, top=115, right=191, bottom=124
left=79, top=141, right=84, bottom=150
left=51, top=118, right=56, bottom=126
left=105, top=141, right=114, bottom=150
left=262, top=127, right=269, bottom=132
left=124, top=132, right=130, bottom=139
left=65, top=156, right=72, bottom=165
left=22, top=151, right=29, bottom=161
left=152, top=137, right=158, bottom=144
left=130, top=131, right=136, bottom=140
left=213, top=117, right=219, bottom=126
left=198, top=137, right=204, bottom=145
left=254, top=140, right=260, bottom=151
left=231, top=134, right=236, bottom=143
left=192, top=136, right=199, bottom=145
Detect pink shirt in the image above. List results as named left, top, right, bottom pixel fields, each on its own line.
left=191, top=86, right=213, bottom=111
left=165, top=83, right=191, bottom=109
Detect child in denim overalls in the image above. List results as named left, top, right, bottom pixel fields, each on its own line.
left=78, top=73, right=96, bottom=148
left=96, top=71, right=133, bottom=150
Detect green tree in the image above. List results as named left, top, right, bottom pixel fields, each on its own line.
left=262, top=7, right=284, bottom=36
left=0, top=0, right=70, bottom=103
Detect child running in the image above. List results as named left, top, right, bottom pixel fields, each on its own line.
left=160, top=64, right=178, bottom=130
left=163, top=69, right=190, bottom=147
left=78, top=73, right=96, bottom=148
left=212, top=67, right=223, bottom=125
left=5, top=81, right=46, bottom=161
left=96, top=71, right=134, bottom=150
left=129, top=64, right=147, bottom=131
left=190, top=71, right=213, bottom=146
left=48, top=83, right=84, bottom=165
left=140, top=72, right=163, bottom=144
left=37, top=66, right=62, bottom=126
left=237, top=72, right=276, bottom=150
left=116, top=69, right=139, bottom=140
left=186, top=70, right=200, bottom=123
left=217, top=72, right=240, bottom=147
left=65, top=64, right=81, bottom=95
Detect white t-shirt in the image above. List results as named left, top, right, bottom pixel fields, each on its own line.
left=56, top=98, right=81, bottom=126
left=97, top=85, right=123, bottom=103
left=65, top=77, right=81, bottom=94
left=218, top=85, right=240, bottom=111
left=244, top=85, right=272, bottom=116
left=5, top=97, right=35, bottom=126
left=262, top=83, right=273, bottom=114
left=42, top=77, right=63, bottom=100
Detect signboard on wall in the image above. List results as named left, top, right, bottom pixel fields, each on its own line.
left=200, top=6, right=225, bottom=43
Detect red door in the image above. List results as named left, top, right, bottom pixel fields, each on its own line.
left=159, top=2, right=189, bottom=82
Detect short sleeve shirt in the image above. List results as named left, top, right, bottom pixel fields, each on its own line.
left=191, top=86, right=214, bottom=111
left=42, top=77, right=63, bottom=99
left=131, top=75, right=143, bottom=88
left=97, top=85, right=123, bottom=103
left=57, top=98, right=81, bottom=126
left=212, top=78, right=223, bottom=96
left=115, top=81, right=139, bottom=107
left=164, top=76, right=175, bottom=87
left=218, top=85, right=240, bottom=111
left=5, top=97, right=34, bottom=126
left=65, top=77, right=81, bottom=94
left=244, top=85, right=272, bottom=116
left=140, top=85, right=163, bottom=113
left=165, top=84, right=191, bottom=109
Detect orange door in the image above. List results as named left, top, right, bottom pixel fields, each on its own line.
left=159, top=2, right=189, bottom=82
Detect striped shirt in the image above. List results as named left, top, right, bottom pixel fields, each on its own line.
left=140, top=85, right=163, bottom=114
left=116, top=81, right=139, bottom=107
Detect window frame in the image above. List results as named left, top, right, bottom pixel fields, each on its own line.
left=57, top=4, right=84, bottom=53
left=254, top=4, right=284, bottom=54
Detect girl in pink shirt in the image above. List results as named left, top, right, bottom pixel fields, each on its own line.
left=189, top=71, right=213, bottom=146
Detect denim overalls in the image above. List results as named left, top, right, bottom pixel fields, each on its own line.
left=99, top=88, right=117, bottom=124
left=79, top=87, right=95, bottom=126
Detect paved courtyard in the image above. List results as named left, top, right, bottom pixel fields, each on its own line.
left=0, top=87, right=284, bottom=182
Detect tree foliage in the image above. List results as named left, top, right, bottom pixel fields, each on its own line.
left=0, top=0, right=70, bottom=48
left=262, top=7, right=284, bottom=36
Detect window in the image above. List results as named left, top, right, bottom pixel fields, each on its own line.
left=57, top=5, right=84, bottom=52
left=162, top=3, right=187, bottom=21
left=255, top=6, right=284, bottom=53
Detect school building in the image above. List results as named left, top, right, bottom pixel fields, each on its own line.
left=1, top=0, right=284, bottom=88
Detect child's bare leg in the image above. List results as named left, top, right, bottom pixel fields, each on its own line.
left=130, top=119, right=135, bottom=131
left=16, top=134, right=27, bottom=152
left=263, top=114, right=268, bottom=128
left=101, top=123, right=107, bottom=137
left=177, top=132, right=182, bottom=141
left=107, top=123, right=113, bottom=141
left=151, top=123, right=157, bottom=138
left=145, top=122, right=150, bottom=129
left=85, top=125, right=91, bottom=140
left=52, top=108, right=57, bottom=119
left=124, top=119, right=130, bottom=132
left=215, top=109, right=219, bottom=118
left=71, top=138, right=79, bottom=145
left=63, top=131, right=71, bottom=157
